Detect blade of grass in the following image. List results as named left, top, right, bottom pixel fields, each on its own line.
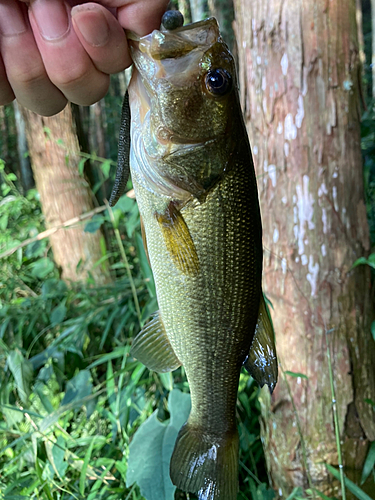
left=326, top=464, right=373, bottom=500
left=361, top=441, right=375, bottom=484
left=324, top=328, right=346, bottom=500
left=105, top=201, right=141, bottom=327
left=35, top=458, right=54, bottom=500
left=285, top=487, right=303, bottom=500
left=280, top=363, right=315, bottom=499
left=79, top=436, right=97, bottom=496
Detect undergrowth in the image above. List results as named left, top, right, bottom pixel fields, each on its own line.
left=0, top=163, right=271, bottom=500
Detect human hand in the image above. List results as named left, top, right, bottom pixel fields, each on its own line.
left=0, top=0, right=169, bottom=115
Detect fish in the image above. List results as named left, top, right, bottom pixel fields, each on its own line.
left=110, top=11, right=278, bottom=500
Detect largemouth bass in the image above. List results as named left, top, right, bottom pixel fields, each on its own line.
left=111, top=11, right=277, bottom=500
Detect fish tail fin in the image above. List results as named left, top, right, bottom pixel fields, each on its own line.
left=170, top=423, right=239, bottom=500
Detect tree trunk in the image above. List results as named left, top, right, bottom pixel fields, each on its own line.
left=190, top=0, right=207, bottom=22
left=234, top=0, right=375, bottom=497
left=207, top=0, right=237, bottom=61
left=13, top=102, right=34, bottom=192
left=21, top=105, right=110, bottom=284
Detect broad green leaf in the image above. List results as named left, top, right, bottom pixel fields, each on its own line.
left=30, top=257, right=54, bottom=279
left=115, top=194, right=135, bottom=213
left=159, top=372, right=174, bottom=392
left=7, top=349, right=33, bottom=404
left=352, top=257, right=369, bottom=269
left=361, top=441, right=375, bottom=484
left=52, top=435, right=67, bottom=479
left=127, top=389, right=191, bottom=500
left=326, top=463, right=373, bottom=500
left=371, top=322, right=375, bottom=342
left=50, top=303, right=67, bottom=325
left=368, top=253, right=375, bottom=266
left=78, top=157, right=88, bottom=176
left=284, top=371, right=308, bottom=380
left=45, top=435, right=67, bottom=480
left=42, top=278, right=67, bottom=296
left=0, top=213, right=8, bottom=231
left=61, top=370, right=93, bottom=416
left=100, top=159, right=112, bottom=178
left=84, top=215, right=104, bottom=233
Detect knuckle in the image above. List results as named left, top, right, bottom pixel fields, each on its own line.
left=9, top=64, right=48, bottom=89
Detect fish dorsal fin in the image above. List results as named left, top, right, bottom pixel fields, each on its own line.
left=244, top=294, right=278, bottom=393
left=155, top=201, right=199, bottom=276
left=131, top=312, right=181, bottom=373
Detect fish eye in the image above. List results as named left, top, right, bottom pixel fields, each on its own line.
left=205, top=69, right=232, bottom=96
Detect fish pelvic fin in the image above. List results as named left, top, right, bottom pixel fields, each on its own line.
left=155, top=201, right=200, bottom=276
left=170, top=423, right=239, bottom=500
left=131, top=312, right=181, bottom=373
left=244, top=293, right=278, bottom=393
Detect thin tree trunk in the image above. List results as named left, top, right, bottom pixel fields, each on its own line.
left=21, top=104, right=111, bottom=284
left=234, top=0, right=375, bottom=497
left=207, top=0, right=237, bottom=61
left=176, top=0, right=192, bottom=23
left=13, top=101, right=34, bottom=192
left=190, top=0, right=207, bottom=22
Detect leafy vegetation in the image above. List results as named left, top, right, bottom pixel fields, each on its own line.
left=0, top=163, right=273, bottom=499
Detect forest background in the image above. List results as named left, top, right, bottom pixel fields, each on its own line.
left=0, top=0, right=374, bottom=499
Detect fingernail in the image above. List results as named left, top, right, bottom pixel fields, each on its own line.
left=31, top=0, right=70, bottom=41
left=0, top=1, right=27, bottom=36
left=71, top=6, right=110, bottom=47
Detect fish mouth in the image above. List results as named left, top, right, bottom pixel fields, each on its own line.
left=130, top=17, right=220, bottom=64
left=128, top=17, right=221, bottom=117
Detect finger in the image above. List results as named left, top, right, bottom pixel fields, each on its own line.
left=117, top=0, right=169, bottom=35
left=0, top=54, right=15, bottom=106
left=71, top=3, right=130, bottom=75
left=83, top=0, right=169, bottom=36
left=28, top=0, right=110, bottom=106
left=0, top=0, right=67, bottom=115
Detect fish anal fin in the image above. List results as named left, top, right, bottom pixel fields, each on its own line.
left=131, top=312, right=181, bottom=373
left=155, top=201, right=199, bottom=276
left=244, top=293, right=278, bottom=394
left=170, top=423, right=239, bottom=500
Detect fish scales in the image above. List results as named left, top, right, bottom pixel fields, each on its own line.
left=133, top=144, right=262, bottom=432
left=111, top=12, right=278, bottom=500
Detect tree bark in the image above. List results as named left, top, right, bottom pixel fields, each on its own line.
left=234, top=0, right=375, bottom=497
left=21, top=104, right=110, bottom=284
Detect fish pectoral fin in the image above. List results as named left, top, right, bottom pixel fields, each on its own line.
left=244, top=293, right=278, bottom=394
left=131, top=312, right=181, bottom=373
left=155, top=201, right=199, bottom=276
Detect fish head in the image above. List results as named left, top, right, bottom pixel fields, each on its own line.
left=129, top=18, right=238, bottom=152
